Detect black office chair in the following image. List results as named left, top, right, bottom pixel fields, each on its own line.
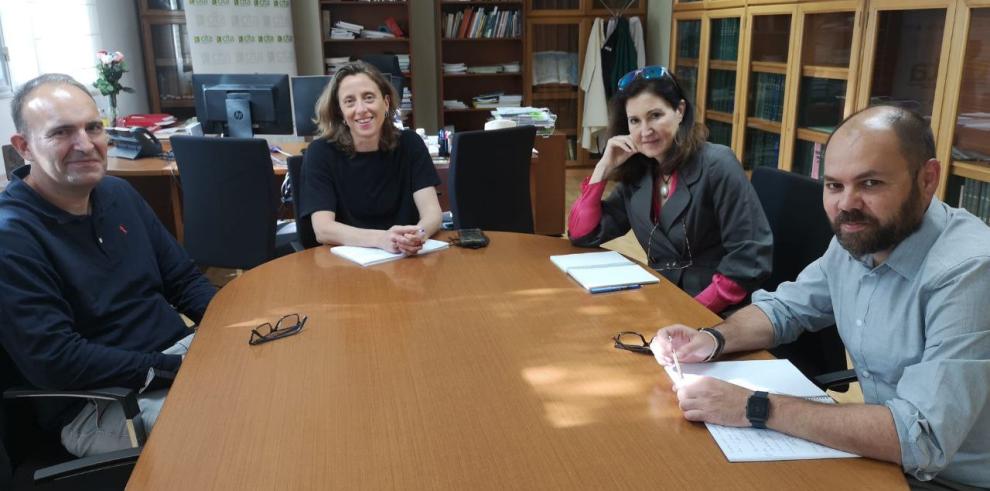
left=286, top=155, right=319, bottom=250
left=751, top=167, right=852, bottom=392
left=171, top=136, right=283, bottom=270
left=0, top=348, right=143, bottom=490
left=3, top=144, right=25, bottom=181
left=448, top=125, right=537, bottom=233
left=360, top=54, right=402, bottom=78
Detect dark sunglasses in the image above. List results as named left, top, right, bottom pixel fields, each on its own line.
left=616, top=65, right=683, bottom=96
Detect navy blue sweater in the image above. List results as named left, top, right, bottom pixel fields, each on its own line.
left=0, top=166, right=215, bottom=397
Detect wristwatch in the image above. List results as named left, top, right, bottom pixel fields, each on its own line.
left=746, top=391, right=770, bottom=429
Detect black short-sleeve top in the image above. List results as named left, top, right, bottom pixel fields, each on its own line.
left=299, top=129, right=441, bottom=230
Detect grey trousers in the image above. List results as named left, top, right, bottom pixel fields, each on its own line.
left=60, top=333, right=194, bottom=458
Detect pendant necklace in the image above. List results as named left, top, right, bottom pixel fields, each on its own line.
left=659, top=173, right=673, bottom=199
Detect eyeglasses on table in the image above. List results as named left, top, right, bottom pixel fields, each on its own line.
left=613, top=331, right=654, bottom=355
left=249, top=313, right=307, bottom=346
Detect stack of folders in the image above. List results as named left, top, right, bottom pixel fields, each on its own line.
left=651, top=353, right=859, bottom=463
left=331, top=239, right=449, bottom=267
left=550, top=251, right=659, bottom=293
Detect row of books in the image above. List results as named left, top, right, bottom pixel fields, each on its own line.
left=707, top=70, right=736, bottom=114
left=532, top=51, right=579, bottom=86
left=443, top=62, right=520, bottom=75
left=676, top=21, right=701, bottom=59
left=400, top=86, right=412, bottom=120
left=320, top=11, right=406, bottom=40
left=442, top=7, right=521, bottom=39
left=710, top=18, right=740, bottom=61
left=752, top=73, right=785, bottom=122
left=958, top=178, right=990, bottom=226
left=707, top=120, right=732, bottom=147
left=675, top=67, right=697, bottom=103
left=473, top=93, right=522, bottom=109
left=745, top=130, right=780, bottom=169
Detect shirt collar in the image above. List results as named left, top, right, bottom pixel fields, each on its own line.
left=870, top=198, right=946, bottom=279
left=4, top=164, right=114, bottom=224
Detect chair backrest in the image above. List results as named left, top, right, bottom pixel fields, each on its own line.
left=2, top=145, right=25, bottom=181
left=360, top=54, right=402, bottom=77
left=448, top=126, right=537, bottom=234
left=286, top=155, right=319, bottom=249
left=751, top=167, right=848, bottom=389
left=171, top=136, right=278, bottom=270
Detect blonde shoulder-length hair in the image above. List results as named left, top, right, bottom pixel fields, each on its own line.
left=313, top=61, right=401, bottom=156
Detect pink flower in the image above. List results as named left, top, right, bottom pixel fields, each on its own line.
left=112, top=51, right=124, bottom=63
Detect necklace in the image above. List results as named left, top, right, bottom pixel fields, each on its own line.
left=659, top=173, right=673, bottom=199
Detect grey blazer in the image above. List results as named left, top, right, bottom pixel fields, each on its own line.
left=571, top=143, right=772, bottom=298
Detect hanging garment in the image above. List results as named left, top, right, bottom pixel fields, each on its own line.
left=630, top=17, right=646, bottom=69
left=601, top=17, right=638, bottom=100
left=581, top=18, right=608, bottom=153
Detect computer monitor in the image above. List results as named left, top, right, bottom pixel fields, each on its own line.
left=290, top=74, right=404, bottom=137
left=290, top=75, right=331, bottom=137
left=191, top=73, right=293, bottom=138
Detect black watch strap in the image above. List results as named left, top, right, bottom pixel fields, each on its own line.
left=746, top=391, right=770, bottom=429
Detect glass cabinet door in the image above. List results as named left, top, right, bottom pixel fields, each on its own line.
left=140, top=18, right=194, bottom=116
left=740, top=8, right=794, bottom=170
left=529, top=19, right=582, bottom=165
left=528, top=0, right=581, bottom=16
left=671, top=15, right=702, bottom=113
left=943, top=5, right=990, bottom=222
left=701, top=11, right=743, bottom=151
left=858, top=2, right=954, bottom=131
left=790, top=3, right=862, bottom=179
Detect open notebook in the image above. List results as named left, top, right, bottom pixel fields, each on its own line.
left=550, top=251, right=659, bottom=293
left=650, top=348, right=858, bottom=462
left=330, top=239, right=449, bottom=267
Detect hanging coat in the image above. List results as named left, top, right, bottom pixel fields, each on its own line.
left=600, top=17, right=638, bottom=100
left=580, top=18, right=608, bottom=153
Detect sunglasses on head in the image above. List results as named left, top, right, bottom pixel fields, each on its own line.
left=616, top=65, right=683, bottom=96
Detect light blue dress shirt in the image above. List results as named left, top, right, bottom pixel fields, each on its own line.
left=752, top=198, right=990, bottom=487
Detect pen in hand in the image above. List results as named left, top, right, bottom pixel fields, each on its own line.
left=669, top=335, right=684, bottom=383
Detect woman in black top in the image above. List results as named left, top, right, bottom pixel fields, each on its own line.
left=300, top=62, right=442, bottom=254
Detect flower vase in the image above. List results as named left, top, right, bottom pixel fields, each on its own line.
left=109, top=93, right=118, bottom=127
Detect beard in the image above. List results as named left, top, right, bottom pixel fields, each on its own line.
left=831, top=180, right=927, bottom=260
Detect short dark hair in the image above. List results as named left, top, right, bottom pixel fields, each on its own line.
left=11, top=73, right=95, bottom=135
left=314, top=61, right=400, bottom=156
left=606, top=71, right=708, bottom=185
left=825, top=105, right=935, bottom=175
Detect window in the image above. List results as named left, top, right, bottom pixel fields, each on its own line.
left=0, top=1, right=100, bottom=89
left=0, top=20, right=11, bottom=96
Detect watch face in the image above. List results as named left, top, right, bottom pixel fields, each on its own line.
left=747, top=392, right=769, bottom=427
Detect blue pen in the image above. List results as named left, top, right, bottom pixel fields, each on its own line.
left=589, top=284, right=642, bottom=294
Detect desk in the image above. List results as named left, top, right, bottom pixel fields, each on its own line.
left=128, top=232, right=905, bottom=490
left=107, top=134, right=565, bottom=243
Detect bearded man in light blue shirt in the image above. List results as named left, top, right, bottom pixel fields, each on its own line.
left=654, top=105, right=990, bottom=490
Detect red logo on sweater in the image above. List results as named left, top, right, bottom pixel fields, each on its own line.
left=119, top=224, right=128, bottom=235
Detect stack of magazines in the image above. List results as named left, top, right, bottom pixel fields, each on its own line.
left=490, top=107, right=557, bottom=136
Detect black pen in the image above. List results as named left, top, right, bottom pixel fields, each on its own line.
left=589, top=284, right=642, bottom=294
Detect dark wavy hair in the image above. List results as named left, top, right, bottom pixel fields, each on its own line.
left=314, top=61, right=400, bottom=156
left=607, top=72, right=708, bottom=186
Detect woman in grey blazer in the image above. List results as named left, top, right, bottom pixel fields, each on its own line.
left=569, top=66, right=772, bottom=314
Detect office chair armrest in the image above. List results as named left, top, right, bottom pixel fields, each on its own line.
left=4, top=387, right=139, bottom=420
left=813, top=369, right=858, bottom=391
left=33, top=446, right=141, bottom=485
left=4, top=387, right=145, bottom=446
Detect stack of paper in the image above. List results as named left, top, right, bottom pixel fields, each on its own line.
left=499, top=94, right=523, bottom=107
left=443, top=63, right=467, bottom=74
left=501, top=62, right=521, bottom=73
left=396, top=54, right=410, bottom=73
left=325, top=56, right=352, bottom=75
left=360, top=29, right=395, bottom=39
left=472, top=92, right=501, bottom=109
left=443, top=100, right=469, bottom=110
left=654, top=357, right=859, bottom=462
left=550, top=251, right=658, bottom=293
left=466, top=65, right=503, bottom=74
left=330, top=239, right=449, bottom=267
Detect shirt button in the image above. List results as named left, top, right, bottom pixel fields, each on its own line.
left=855, top=319, right=863, bottom=327
left=861, top=370, right=871, bottom=378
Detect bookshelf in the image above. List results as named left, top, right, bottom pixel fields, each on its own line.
left=671, top=0, right=990, bottom=218
left=435, top=0, right=526, bottom=132
left=319, top=0, right=415, bottom=127
left=526, top=0, right=648, bottom=167
left=136, top=0, right=194, bottom=118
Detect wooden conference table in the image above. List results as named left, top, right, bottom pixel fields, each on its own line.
left=127, top=232, right=906, bottom=490
left=106, top=134, right=566, bottom=243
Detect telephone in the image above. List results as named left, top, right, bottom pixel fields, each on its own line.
left=108, top=127, right=163, bottom=159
